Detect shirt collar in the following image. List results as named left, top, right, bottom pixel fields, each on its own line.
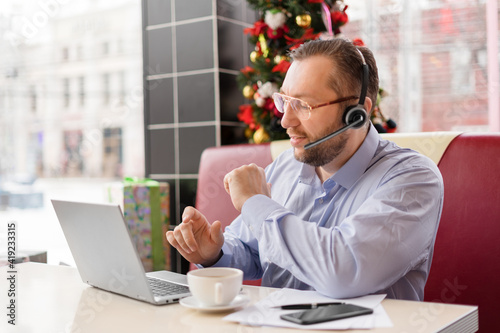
left=298, top=161, right=317, bottom=185
left=333, top=123, right=379, bottom=189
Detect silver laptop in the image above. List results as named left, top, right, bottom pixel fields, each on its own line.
left=51, top=199, right=191, bottom=305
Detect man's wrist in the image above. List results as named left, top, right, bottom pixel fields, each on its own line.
left=201, top=250, right=223, bottom=267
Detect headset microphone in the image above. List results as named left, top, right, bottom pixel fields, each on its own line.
left=304, top=49, right=369, bottom=150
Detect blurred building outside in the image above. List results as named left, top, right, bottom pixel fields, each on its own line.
left=0, top=0, right=144, bottom=185
left=0, top=0, right=144, bottom=265
left=345, top=0, right=494, bottom=133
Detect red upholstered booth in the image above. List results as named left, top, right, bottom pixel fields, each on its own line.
left=191, top=143, right=273, bottom=285
left=191, top=132, right=500, bottom=331
left=423, top=133, right=500, bottom=332
left=195, top=143, right=273, bottom=232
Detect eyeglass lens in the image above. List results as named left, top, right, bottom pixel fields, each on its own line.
left=273, top=94, right=310, bottom=119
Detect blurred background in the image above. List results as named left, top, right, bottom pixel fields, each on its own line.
left=0, top=0, right=497, bottom=271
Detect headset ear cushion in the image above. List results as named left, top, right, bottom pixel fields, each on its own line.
left=344, top=105, right=367, bottom=128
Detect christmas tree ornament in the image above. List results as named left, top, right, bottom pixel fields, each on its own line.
left=330, top=4, right=349, bottom=35
left=274, top=54, right=286, bottom=64
left=254, top=92, right=265, bottom=107
left=296, top=13, right=312, bottom=28
left=253, top=127, right=270, bottom=144
left=250, top=50, right=259, bottom=63
left=258, top=34, right=269, bottom=57
left=265, top=9, right=287, bottom=30
left=257, top=81, right=279, bottom=99
left=242, top=85, right=255, bottom=99
left=245, top=127, right=254, bottom=139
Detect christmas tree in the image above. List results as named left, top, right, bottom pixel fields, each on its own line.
left=236, top=0, right=350, bottom=143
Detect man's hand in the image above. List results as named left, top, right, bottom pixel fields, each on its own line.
left=166, top=207, right=224, bottom=267
left=223, top=163, right=272, bottom=211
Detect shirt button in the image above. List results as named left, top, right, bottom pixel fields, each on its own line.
left=249, top=226, right=254, bottom=231
left=318, top=198, right=324, bottom=204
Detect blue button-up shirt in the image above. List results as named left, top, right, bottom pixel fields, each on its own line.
left=213, top=125, right=443, bottom=301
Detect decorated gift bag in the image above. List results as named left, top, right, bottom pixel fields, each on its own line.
left=107, top=177, right=171, bottom=272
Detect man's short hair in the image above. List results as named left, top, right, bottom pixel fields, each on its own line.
left=289, top=39, right=379, bottom=113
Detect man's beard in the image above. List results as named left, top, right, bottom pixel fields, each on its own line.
left=292, top=123, right=348, bottom=167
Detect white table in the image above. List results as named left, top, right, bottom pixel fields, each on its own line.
left=0, top=263, right=478, bottom=332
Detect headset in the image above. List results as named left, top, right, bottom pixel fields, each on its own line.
left=343, top=49, right=369, bottom=128
left=304, top=48, right=369, bottom=150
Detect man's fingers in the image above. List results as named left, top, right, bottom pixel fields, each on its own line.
left=181, top=206, right=196, bottom=223
left=172, top=223, right=195, bottom=254
left=181, top=206, right=207, bottom=224
left=210, top=220, right=224, bottom=246
left=165, top=230, right=175, bottom=246
left=180, top=222, right=198, bottom=253
left=166, top=230, right=185, bottom=254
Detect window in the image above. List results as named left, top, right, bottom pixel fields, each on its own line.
left=62, top=47, right=69, bottom=61
left=117, top=38, right=123, bottom=53
left=102, top=73, right=110, bottom=105
left=0, top=90, right=4, bottom=114
left=78, top=76, right=85, bottom=107
left=102, top=41, right=109, bottom=56
left=62, top=130, right=83, bottom=176
left=76, top=45, right=83, bottom=60
left=118, top=71, right=126, bottom=104
left=0, top=0, right=144, bottom=268
left=102, top=127, right=123, bottom=178
left=63, top=78, right=70, bottom=108
left=451, top=43, right=474, bottom=96
left=345, top=0, right=492, bottom=132
left=29, top=85, right=37, bottom=112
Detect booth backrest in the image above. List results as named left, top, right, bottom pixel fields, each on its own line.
left=423, top=133, right=500, bottom=332
left=379, top=132, right=500, bottom=332
left=194, top=132, right=500, bottom=331
left=193, top=144, right=273, bottom=285
left=195, top=143, right=273, bottom=229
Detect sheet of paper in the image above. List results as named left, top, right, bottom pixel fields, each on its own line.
left=223, top=288, right=393, bottom=330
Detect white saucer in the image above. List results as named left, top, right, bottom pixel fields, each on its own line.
left=179, top=294, right=250, bottom=312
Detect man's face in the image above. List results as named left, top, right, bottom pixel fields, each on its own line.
left=279, top=55, right=349, bottom=167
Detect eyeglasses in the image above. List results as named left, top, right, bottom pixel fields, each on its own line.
left=272, top=92, right=358, bottom=120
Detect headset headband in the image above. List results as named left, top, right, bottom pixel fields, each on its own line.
left=355, top=48, right=369, bottom=107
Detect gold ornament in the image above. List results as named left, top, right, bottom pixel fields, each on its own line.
left=242, top=85, right=255, bottom=99
left=296, top=14, right=312, bottom=28
left=244, top=127, right=254, bottom=139
left=253, top=127, right=270, bottom=144
left=250, top=51, right=259, bottom=63
left=274, top=54, right=289, bottom=64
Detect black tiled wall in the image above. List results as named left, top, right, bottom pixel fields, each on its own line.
left=177, top=73, right=216, bottom=123
left=147, top=28, right=173, bottom=74
left=142, top=0, right=256, bottom=272
left=147, top=78, right=174, bottom=124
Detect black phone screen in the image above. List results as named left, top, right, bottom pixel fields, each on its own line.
left=280, top=304, right=373, bottom=325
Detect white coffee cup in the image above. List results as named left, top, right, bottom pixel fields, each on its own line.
left=187, top=267, right=243, bottom=307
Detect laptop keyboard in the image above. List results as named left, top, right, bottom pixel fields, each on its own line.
left=147, top=277, right=190, bottom=297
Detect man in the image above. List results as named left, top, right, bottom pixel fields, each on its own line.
left=166, top=39, right=443, bottom=301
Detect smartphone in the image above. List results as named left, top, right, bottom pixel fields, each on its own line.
left=280, top=304, right=373, bottom=325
